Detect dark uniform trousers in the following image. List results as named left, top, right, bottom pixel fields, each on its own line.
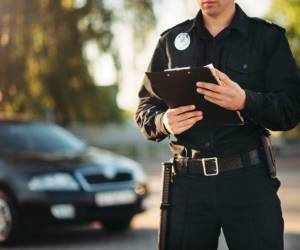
left=167, top=163, right=283, bottom=250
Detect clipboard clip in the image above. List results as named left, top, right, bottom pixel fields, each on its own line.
left=164, top=64, right=222, bottom=85
left=164, top=67, right=191, bottom=72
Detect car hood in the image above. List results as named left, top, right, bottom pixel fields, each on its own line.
left=1, top=147, right=144, bottom=175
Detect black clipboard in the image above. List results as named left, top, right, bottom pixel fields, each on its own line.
left=146, top=66, right=244, bottom=126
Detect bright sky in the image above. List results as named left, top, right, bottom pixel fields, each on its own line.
left=89, top=0, right=271, bottom=112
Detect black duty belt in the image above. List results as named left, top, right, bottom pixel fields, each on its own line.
left=173, top=149, right=263, bottom=176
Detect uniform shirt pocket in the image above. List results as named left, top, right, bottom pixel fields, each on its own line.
left=226, top=54, right=265, bottom=92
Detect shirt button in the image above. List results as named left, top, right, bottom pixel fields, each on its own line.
left=204, top=142, right=211, bottom=149
left=243, top=64, right=248, bottom=69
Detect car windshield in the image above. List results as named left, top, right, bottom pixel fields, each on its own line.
left=0, top=122, right=87, bottom=155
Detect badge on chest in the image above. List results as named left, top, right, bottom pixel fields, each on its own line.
left=174, top=32, right=191, bottom=51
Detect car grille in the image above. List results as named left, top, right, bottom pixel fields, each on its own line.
left=75, top=168, right=134, bottom=192
left=84, top=173, right=132, bottom=184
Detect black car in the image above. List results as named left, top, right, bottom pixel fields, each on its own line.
left=0, top=120, right=148, bottom=244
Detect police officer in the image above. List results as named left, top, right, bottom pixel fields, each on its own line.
left=135, top=0, right=300, bottom=249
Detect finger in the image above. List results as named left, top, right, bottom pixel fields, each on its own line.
left=176, top=115, right=203, bottom=127
left=215, top=68, right=221, bottom=80
left=215, top=69, right=228, bottom=81
left=204, top=95, right=229, bottom=109
left=198, top=86, right=235, bottom=98
left=196, top=85, right=226, bottom=95
left=196, top=82, right=227, bottom=94
left=171, top=105, right=196, bottom=115
left=175, top=118, right=202, bottom=134
left=174, top=110, right=203, bottom=122
left=196, top=81, right=216, bottom=87
left=215, top=69, right=235, bottom=87
left=196, top=88, right=229, bottom=100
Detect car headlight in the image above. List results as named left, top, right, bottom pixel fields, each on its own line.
left=132, top=165, right=147, bottom=196
left=28, top=173, right=80, bottom=191
left=134, top=183, right=147, bottom=196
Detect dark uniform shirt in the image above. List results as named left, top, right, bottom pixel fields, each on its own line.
left=135, top=4, right=300, bottom=156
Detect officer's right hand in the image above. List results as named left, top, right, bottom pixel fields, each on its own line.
left=162, top=105, right=203, bottom=135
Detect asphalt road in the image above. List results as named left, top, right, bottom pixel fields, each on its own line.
left=2, top=157, right=300, bottom=250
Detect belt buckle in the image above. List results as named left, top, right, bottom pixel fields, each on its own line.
left=202, top=157, right=219, bottom=176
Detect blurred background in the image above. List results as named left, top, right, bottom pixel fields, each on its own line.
left=0, top=0, right=299, bottom=249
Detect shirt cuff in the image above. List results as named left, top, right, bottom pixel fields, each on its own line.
left=154, top=111, right=170, bottom=136
left=240, top=89, right=257, bottom=119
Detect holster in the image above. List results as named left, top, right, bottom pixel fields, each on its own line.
left=261, top=135, right=277, bottom=178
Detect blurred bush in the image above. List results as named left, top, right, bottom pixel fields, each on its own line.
left=267, top=0, right=300, bottom=64
left=0, top=0, right=155, bottom=125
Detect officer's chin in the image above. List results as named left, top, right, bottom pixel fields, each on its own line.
left=201, top=7, right=221, bottom=17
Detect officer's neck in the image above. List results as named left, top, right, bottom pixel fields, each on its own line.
left=202, top=4, right=236, bottom=38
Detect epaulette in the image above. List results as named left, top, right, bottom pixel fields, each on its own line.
left=250, top=17, right=285, bottom=33
left=160, top=19, right=191, bottom=37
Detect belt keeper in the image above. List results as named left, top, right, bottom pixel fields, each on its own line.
left=240, top=152, right=250, bottom=167
left=160, top=203, right=171, bottom=210
left=186, top=158, right=190, bottom=174
left=183, top=157, right=188, bottom=168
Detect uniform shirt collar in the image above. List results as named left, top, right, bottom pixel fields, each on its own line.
left=190, top=3, right=248, bottom=38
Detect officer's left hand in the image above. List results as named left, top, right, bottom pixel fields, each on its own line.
left=196, top=69, right=246, bottom=111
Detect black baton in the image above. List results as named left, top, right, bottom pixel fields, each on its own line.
left=158, top=161, right=173, bottom=250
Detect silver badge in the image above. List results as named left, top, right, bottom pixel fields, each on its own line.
left=174, top=32, right=191, bottom=51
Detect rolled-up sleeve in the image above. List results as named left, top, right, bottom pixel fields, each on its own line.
left=242, top=31, right=300, bottom=131
left=135, top=38, right=170, bottom=142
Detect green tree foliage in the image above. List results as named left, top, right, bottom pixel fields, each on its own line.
left=0, top=0, right=155, bottom=125
left=267, top=0, right=300, bottom=137
left=266, top=0, right=300, bottom=65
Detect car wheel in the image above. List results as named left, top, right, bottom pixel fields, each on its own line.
left=102, top=215, right=133, bottom=232
left=0, top=190, right=20, bottom=245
